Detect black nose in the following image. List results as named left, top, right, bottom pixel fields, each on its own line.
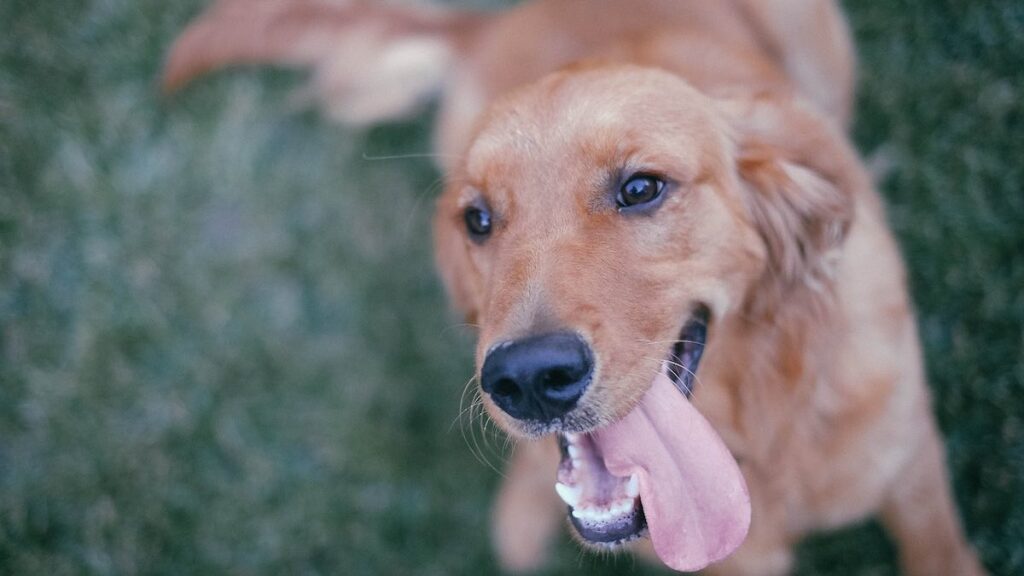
left=481, top=332, right=594, bottom=422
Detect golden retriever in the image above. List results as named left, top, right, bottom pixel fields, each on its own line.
left=164, top=1, right=985, bottom=574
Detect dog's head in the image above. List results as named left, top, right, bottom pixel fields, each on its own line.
left=433, top=65, right=853, bottom=568
left=436, top=65, right=852, bottom=435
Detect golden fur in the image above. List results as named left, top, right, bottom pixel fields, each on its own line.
left=165, top=1, right=984, bottom=574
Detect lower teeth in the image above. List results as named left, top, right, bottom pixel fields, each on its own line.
left=570, top=498, right=638, bottom=521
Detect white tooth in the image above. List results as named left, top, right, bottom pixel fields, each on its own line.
left=571, top=506, right=591, bottom=519
left=626, top=474, right=640, bottom=497
left=555, top=482, right=581, bottom=507
left=567, top=445, right=581, bottom=458
left=566, top=432, right=581, bottom=443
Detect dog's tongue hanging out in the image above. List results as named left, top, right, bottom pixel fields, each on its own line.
left=592, top=372, right=751, bottom=571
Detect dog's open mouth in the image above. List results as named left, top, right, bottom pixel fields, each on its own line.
left=553, top=307, right=751, bottom=571
left=557, top=431, right=647, bottom=545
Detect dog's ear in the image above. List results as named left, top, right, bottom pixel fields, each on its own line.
left=719, top=95, right=861, bottom=307
left=162, top=0, right=484, bottom=124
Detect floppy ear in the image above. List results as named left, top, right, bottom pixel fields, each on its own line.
left=720, top=95, right=860, bottom=306
left=162, top=0, right=485, bottom=124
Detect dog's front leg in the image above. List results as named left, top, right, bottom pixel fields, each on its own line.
left=492, top=437, right=563, bottom=573
left=702, top=463, right=794, bottom=576
left=880, top=417, right=987, bottom=576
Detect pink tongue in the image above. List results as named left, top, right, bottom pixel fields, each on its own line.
left=592, top=373, right=750, bottom=572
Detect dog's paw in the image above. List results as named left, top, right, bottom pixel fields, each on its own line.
left=492, top=495, right=556, bottom=573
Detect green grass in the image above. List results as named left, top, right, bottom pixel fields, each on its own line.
left=1, top=0, right=1021, bottom=574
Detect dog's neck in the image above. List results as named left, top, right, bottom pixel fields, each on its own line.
left=697, top=280, right=845, bottom=464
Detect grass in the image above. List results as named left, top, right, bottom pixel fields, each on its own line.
left=1, top=0, right=1021, bottom=574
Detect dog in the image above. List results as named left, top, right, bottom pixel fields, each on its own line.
left=164, top=1, right=986, bottom=574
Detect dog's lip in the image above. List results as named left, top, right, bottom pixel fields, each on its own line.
left=568, top=502, right=648, bottom=545
left=666, top=304, right=710, bottom=398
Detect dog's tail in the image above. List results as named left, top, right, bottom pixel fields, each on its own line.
left=162, top=0, right=486, bottom=124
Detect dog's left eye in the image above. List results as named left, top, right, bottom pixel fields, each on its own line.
left=464, top=205, right=493, bottom=240
left=617, top=174, right=665, bottom=209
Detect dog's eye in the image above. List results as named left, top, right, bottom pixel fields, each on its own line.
left=617, top=175, right=665, bottom=209
left=464, top=205, right=493, bottom=240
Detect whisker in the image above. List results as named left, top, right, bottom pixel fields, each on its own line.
left=633, top=337, right=707, bottom=347
left=469, top=393, right=508, bottom=478
left=452, top=374, right=506, bottom=477
left=458, top=382, right=486, bottom=466
left=451, top=373, right=479, bottom=432
left=440, top=322, right=480, bottom=337
left=361, top=151, right=464, bottom=162
left=450, top=385, right=481, bottom=433
left=482, top=408, right=513, bottom=459
left=641, top=355, right=704, bottom=396
left=467, top=400, right=498, bottom=474
left=396, top=173, right=451, bottom=243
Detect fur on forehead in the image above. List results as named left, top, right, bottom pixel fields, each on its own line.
left=463, top=65, right=734, bottom=187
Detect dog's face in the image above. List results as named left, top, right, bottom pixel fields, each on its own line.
left=433, top=66, right=850, bottom=561
left=435, top=66, right=772, bottom=437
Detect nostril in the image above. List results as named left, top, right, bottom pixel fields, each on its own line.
left=541, top=367, right=578, bottom=390
left=493, top=377, right=521, bottom=400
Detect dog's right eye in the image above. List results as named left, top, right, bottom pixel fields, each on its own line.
left=464, top=205, right=493, bottom=240
left=617, top=174, right=666, bottom=210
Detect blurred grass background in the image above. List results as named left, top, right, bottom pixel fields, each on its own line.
left=1, top=0, right=1021, bottom=574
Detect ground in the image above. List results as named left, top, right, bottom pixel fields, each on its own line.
left=1, top=0, right=1021, bottom=574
